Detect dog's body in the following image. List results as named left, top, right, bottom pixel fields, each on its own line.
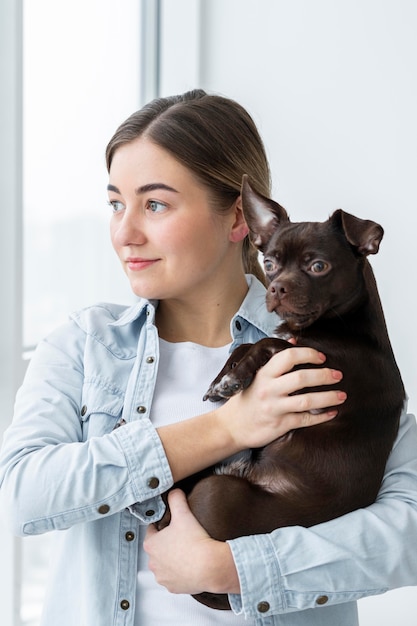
left=171, top=177, right=405, bottom=610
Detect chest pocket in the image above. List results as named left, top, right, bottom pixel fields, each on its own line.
left=80, top=380, right=124, bottom=441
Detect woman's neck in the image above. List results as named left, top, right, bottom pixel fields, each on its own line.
left=155, top=275, right=248, bottom=347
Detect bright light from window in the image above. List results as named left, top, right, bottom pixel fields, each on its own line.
left=23, top=0, right=140, bottom=347
left=21, top=2, right=143, bottom=622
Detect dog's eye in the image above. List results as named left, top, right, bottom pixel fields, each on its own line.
left=264, top=258, right=277, bottom=273
left=309, top=260, right=330, bottom=274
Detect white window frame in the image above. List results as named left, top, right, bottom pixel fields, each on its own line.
left=0, top=0, right=24, bottom=624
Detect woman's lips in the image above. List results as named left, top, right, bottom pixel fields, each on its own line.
left=126, top=257, right=159, bottom=271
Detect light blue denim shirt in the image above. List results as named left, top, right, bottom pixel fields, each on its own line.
left=1, top=275, right=417, bottom=626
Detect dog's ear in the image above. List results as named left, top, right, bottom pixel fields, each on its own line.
left=330, top=209, right=384, bottom=256
left=241, top=175, right=290, bottom=252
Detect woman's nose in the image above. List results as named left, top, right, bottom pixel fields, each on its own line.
left=111, top=208, right=147, bottom=247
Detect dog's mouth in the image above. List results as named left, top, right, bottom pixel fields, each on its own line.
left=267, top=302, right=321, bottom=329
left=282, top=311, right=320, bottom=330
left=265, top=289, right=323, bottom=329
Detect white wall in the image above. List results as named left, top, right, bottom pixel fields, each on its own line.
left=195, top=0, right=417, bottom=623
left=197, top=0, right=417, bottom=418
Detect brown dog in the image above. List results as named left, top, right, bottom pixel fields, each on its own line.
left=169, top=176, right=405, bottom=610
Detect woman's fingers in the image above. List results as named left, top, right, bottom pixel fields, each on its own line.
left=262, top=349, right=343, bottom=395
left=262, top=346, right=327, bottom=377
left=280, top=392, right=347, bottom=431
left=259, top=349, right=347, bottom=430
left=276, top=366, right=343, bottom=397
left=261, top=350, right=347, bottom=418
left=274, top=385, right=346, bottom=414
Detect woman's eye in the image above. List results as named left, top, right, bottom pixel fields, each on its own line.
left=147, top=199, right=167, bottom=213
left=108, top=200, right=125, bottom=213
left=310, top=260, right=330, bottom=274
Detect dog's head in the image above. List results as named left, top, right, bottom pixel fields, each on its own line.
left=241, top=175, right=384, bottom=331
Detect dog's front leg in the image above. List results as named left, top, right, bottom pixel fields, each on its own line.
left=204, top=337, right=292, bottom=401
left=203, top=343, right=254, bottom=401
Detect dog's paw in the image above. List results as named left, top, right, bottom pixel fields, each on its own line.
left=203, top=343, right=261, bottom=402
left=203, top=372, right=253, bottom=402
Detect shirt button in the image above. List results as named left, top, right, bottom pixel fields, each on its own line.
left=120, top=599, right=130, bottom=610
left=125, top=531, right=135, bottom=542
left=257, top=601, right=270, bottom=613
left=98, top=504, right=110, bottom=515
left=147, top=476, right=160, bottom=489
left=136, top=405, right=146, bottom=414
left=146, top=356, right=155, bottom=363
left=80, top=405, right=87, bottom=416
left=145, top=509, right=155, bottom=517
left=316, top=595, right=329, bottom=605
left=235, top=320, right=242, bottom=331
left=112, top=418, right=126, bottom=431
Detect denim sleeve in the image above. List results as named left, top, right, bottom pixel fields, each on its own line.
left=0, top=321, right=173, bottom=536
left=227, top=410, right=417, bottom=619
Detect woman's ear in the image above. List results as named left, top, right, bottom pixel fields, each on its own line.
left=229, top=196, right=249, bottom=242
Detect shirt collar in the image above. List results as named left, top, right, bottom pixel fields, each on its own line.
left=108, top=298, right=157, bottom=327
left=232, top=274, right=278, bottom=337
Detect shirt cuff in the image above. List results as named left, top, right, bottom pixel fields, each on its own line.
left=228, top=533, right=285, bottom=618
left=113, top=417, right=173, bottom=523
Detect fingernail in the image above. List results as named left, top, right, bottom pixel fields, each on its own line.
left=337, top=391, right=347, bottom=401
left=331, top=370, right=343, bottom=380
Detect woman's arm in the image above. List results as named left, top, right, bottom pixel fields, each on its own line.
left=144, top=410, right=417, bottom=618
left=0, top=323, right=174, bottom=535
left=0, top=321, right=344, bottom=536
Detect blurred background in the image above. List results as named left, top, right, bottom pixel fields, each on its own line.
left=1, top=1, right=416, bottom=624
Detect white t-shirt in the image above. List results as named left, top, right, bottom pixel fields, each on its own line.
left=135, top=338, right=255, bottom=625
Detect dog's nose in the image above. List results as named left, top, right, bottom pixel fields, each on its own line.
left=270, top=282, right=288, bottom=298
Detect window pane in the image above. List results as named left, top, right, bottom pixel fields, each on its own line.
left=21, top=2, right=143, bottom=622
left=23, top=0, right=140, bottom=348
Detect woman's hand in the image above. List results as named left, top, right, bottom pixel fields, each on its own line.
left=157, top=347, right=345, bottom=483
left=143, top=489, right=239, bottom=595
left=217, top=347, right=346, bottom=451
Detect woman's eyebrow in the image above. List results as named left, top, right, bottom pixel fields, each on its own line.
left=107, top=183, right=179, bottom=195
left=135, top=183, right=179, bottom=195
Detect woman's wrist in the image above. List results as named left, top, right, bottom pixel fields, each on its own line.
left=156, top=407, right=242, bottom=483
left=198, top=538, right=241, bottom=595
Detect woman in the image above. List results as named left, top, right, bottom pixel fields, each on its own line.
left=0, top=90, right=416, bottom=626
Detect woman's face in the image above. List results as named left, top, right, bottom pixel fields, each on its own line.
left=108, top=137, right=245, bottom=302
